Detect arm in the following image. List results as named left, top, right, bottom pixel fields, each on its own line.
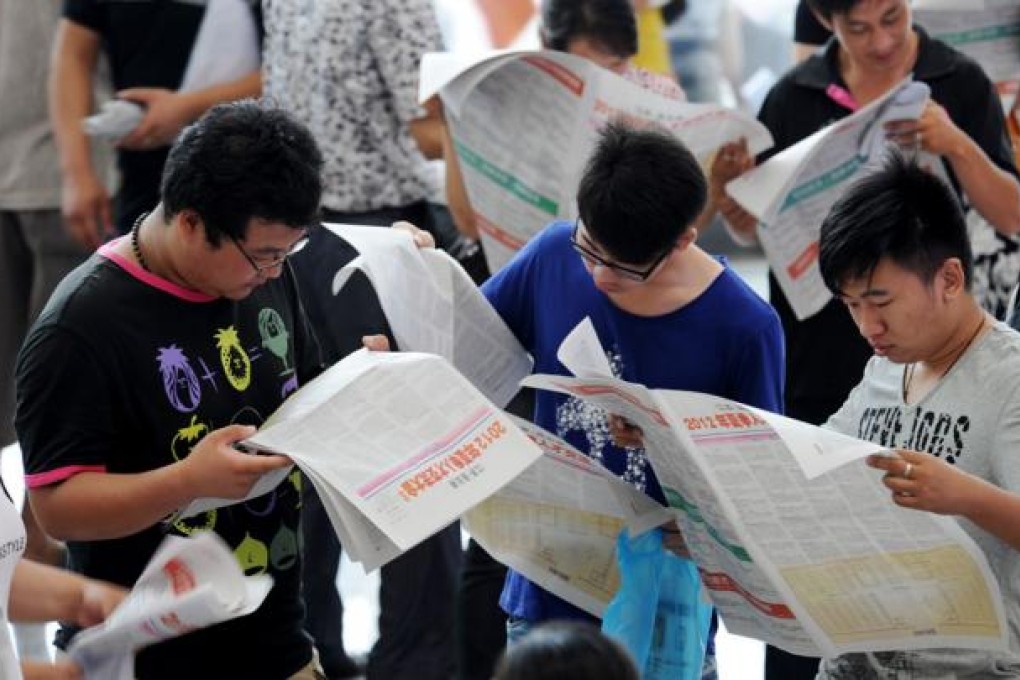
left=409, top=97, right=443, bottom=161
left=29, top=425, right=291, bottom=541
left=702, top=138, right=760, bottom=245
left=730, top=311, right=785, bottom=414
left=867, top=450, right=1020, bottom=551
left=49, top=19, right=113, bottom=249
left=438, top=105, right=479, bottom=238
left=117, top=70, right=262, bottom=150
left=919, top=100, right=1020, bottom=235
left=10, top=559, right=124, bottom=625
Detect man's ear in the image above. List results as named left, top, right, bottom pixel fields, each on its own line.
left=939, top=257, right=967, bottom=300
left=677, top=227, right=698, bottom=251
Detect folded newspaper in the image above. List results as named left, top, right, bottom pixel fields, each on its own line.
left=178, top=349, right=543, bottom=571
left=725, top=79, right=936, bottom=320
left=326, top=223, right=533, bottom=409
left=67, top=532, right=272, bottom=679
left=419, top=49, right=773, bottom=271
left=464, top=416, right=670, bottom=617
left=513, top=319, right=1008, bottom=657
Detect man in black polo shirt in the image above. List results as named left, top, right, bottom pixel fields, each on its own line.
left=707, top=0, right=1020, bottom=677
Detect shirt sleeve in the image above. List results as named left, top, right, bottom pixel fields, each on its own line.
left=729, top=309, right=785, bottom=414
left=15, top=326, right=114, bottom=488
left=949, top=60, right=1019, bottom=179
left=481, top=237, right=547, bottom=354
left=990, top=381, right=1020, bottom=493
left=366, top=0, right=445, bottom=125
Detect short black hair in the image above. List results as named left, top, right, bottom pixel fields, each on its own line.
left=819, top=152, right=972, bottom=294
left=805, top=0, right=864, bottom=21
left=493, top=621, right=638, bottom=680
left=577, top=120, right=707, bottom=264
left=161, top=99, right=324, bottom=245
left=540, top=0, right=638, bottom=58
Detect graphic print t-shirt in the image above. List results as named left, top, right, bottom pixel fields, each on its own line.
left=822, top=323, right=1020, bottom=678
left=15, top=241, right=317, bottom=679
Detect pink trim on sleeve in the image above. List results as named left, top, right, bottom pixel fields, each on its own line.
left=25, top=465, right=107, bottom=488
left=99, top=239, right=216, bottom=303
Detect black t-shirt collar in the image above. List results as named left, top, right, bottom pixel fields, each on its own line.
left=792, top=25, right=958, bottom=94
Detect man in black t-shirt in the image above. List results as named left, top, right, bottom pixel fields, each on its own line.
left=49, top=0, right=262, bottom=249
left=16, top=102, right=333, bottom=679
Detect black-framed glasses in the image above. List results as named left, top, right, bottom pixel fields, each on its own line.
left=570, top=219, right=671, bottom=282
left=230, top=233, right=309, bottom=274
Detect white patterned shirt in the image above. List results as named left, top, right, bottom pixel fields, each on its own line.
left=263, top=0, right=442, bottom=212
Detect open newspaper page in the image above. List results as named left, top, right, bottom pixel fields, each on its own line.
left=914, top=0, right=1020, bottom=110
left=464, top=418, right=669, bottom=617
left=419, top=50, right=771, bottom=271
left=524, top=374, right=1008, bottom=657
left=725, top=80, right=934, bottom=320
left=68, top=532, right=272, bottom=679
left=324, top=223, right=532, bottom=408
left=241, top=350, right=542, bottom=568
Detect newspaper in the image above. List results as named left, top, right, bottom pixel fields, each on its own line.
left=725, top=80, right=936, bottom=320
left=180, top=349, right=542, bottom=571
left=325, top=223, right=533, bottom=408
left=464, top=417, right=670, bottom=617
left=67, top=532, right=272, bottom=679
left=512, top=319, right=1008, bottom=657
left=419, top=50, right=773, bottom=271
left=914, top=0, right=1020, bottom=110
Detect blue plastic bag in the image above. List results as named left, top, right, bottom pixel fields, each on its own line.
left=602, top=528, right=712, bottom=680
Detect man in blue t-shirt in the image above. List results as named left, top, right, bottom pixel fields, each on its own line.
left=482, top=122, right=785, bottom=664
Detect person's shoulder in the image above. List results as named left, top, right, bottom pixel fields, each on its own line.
left=518, top=220, right=574, bottom=259
left=976, top=322, right=1020, bottom=369
left=916, top=28, right=991, bottom=86
left=690, top=264, right=781, bottom=341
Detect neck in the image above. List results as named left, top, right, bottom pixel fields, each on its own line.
left=606, top=245, right=722, bottom=316
left=921, top=306, right=988, bottom=376
left=130, top=207, right=191, bottom=289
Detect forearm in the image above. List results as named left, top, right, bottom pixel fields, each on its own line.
left=50, top=22, right=100, bottom=180
left=947, top=136, right=1020, bottom=235
left=9, top=560, right=87, bottom=622
left=441, top=122, right=479, bottom=238
left=410, top=116, right=443, bottom=160
left=963, top=482, right=1020, bottom=551
left=30, top=466, right=193, bottom=541
left=177, top=71, right=262, bottom=123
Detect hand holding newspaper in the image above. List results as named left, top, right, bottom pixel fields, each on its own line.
left=419, top=50, right=773, bottom=271
left=178, top=349, right=543, bottom=572
left=517, top=319, right=1008, bottom=657
left=67, top=532, right=272, bottom=679
left=725, top=79, right=936, bottom=320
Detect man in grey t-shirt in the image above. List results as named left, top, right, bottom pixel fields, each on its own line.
left=816, top=154, right=1020, bottom=678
